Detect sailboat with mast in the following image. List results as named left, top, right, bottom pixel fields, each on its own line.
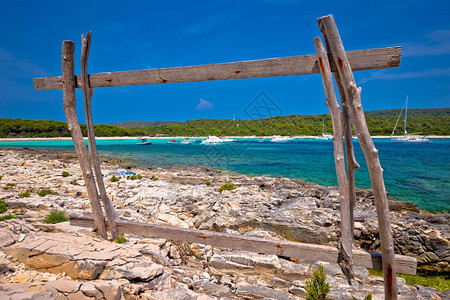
left=317, top=118, right=333, bottom=140
left=391, top=95, right=430, bottom=143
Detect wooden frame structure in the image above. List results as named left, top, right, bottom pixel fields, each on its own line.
left=34, top=15, right=413, bottom=299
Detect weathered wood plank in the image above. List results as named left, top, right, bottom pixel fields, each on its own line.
left=69, top=214, right=417, bottom=275
left=34, top=47, right=401, bottom=90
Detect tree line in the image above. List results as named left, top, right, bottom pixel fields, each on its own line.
left=0, top=108, right=448, bottom=138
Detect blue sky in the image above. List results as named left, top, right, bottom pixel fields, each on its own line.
left=1, top=0, right=449, bottom=123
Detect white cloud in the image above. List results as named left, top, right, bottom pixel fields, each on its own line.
left=403, top=29, right=450, bottom=57
left=359, top=68, right=450, bottom=84
left=0, top=48, right=47, bottom=78
left=196, top=98, right=215, bottom=111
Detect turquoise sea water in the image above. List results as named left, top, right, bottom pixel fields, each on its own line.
left=1, top=138, right=448, bottom=212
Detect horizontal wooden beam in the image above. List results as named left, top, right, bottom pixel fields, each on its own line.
left=70, top=214, right=416, bottom=275
left=34, top=47, right=401, bottom=90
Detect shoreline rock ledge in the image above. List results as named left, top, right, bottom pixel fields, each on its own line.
left=0, top=148, right=448, bottom=299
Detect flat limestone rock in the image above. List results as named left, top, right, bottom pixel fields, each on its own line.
left=0, top=280, right=123, bottom=300
left=4, top=232, right=164, bottom=281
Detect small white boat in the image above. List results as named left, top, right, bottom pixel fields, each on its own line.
left=258, top=138, right=265, bottom=143
left=136, top=138, right=152, bottom=145
left=167, top=139, right=177, bottom=144
left=270, top=135, right=293, bottom=143
left=180, top=139, right=196, bottom=144
left=391, top=95, right=430, bottom=143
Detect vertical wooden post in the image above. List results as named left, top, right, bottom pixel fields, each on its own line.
left=61, top=41, right=108, bottom=239
left=81, top=31, right=119, bottom=239
left=317, top=15, right=397, bottom=299
left=335, top=76, right=359, bottom=235
left=314, top=37, right=353, bottom=281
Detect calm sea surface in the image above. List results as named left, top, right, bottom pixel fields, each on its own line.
left=1, top=138, right=448, bottom=212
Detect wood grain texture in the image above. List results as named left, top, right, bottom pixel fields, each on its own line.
left=318, top=14, right=398, bottom=299
left=61, top=41, right=107, bottom=239
left=34, top=47, right=401, bottom=90
left=69, top=214, right=417, bottom=275
left=81, top=31, right=119, bottom=239
left=314, top=36, right=353, bottom=281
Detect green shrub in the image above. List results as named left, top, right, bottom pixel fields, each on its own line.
left=130, top=175, right=137, bottom=180
left=0, top=200, right=7, bottom=213
left=38, top=189, right=59, bottom=197
left=45, top=209, right=68, bottom=224
left=218, top=183, right=236, bottom=192
left=152, top=177, right=159, bottom=181
left=364, top=294, right=373, bottom=300
left=0, top=214, right=17, bottom=222
left=115, top=233, right=127, bottom=244
left=42, top=167, right=46, bottom=170
left=110, top=175, right=120, bottom=182
left=368, top=269, right=450, bottom=291
left=353, top=294, right=373, bottom=300
left=62, top=171, right=71, bottom=177
left=0, top=175, right=3, bottom=180
left=305, top=264, right=330, bottom=300
left=4, top=183, right=15, bottom=190
left=70, top=179, right=78, bottom=185
left=136, top=174, right=142, bottom=180
left=18, top=191, right=31, bottom=198
left=203, top=179, right=211, bottom=186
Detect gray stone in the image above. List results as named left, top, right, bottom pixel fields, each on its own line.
left=236, top=286, right=294, bottom=300
left=288, top=286, right=306, bottom=296
left=193, top=280, right=231, bottom=297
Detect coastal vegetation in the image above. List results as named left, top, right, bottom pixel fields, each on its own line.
left=38, top=189, right=58, bottom=197
left=115, top=233, right=127, bottom=244
left=305, top=264, right=330, bottom=300
left=44, top=209, right=69, bottom=224
left=0, top=200, right=7, bottom=213
left=218, top=183, right=237, bottom=192
left=18, top=191, right=31, bottom=198
left=0, top=108, right=448, bottom=138
left=368, top=269, right=450, bottom=291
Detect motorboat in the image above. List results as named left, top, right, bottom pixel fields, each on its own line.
left=167, top=139, right=177, bottom=144
left=391, top=95, right=430, bottom=143
left=136, top=138, right=152, bottom=145
left=201, top=136, right=224, bottom=145
left=270, top=135, right=293, bottom=143
left=180, top=139, right=196, bottom=144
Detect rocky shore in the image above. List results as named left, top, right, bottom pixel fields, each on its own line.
left=0, top=148, right=448, bottom=299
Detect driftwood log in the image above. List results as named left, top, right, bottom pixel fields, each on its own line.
left=313, top=37, right=353, bottom=282
left=61, top=41, right=107, bottom=239
left=81, top=31, right=119, bottom=239
left=318, top=14, right=398, bottom=299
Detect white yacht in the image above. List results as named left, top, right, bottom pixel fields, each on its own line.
left=201, top=136, right=224, bottom=145
left=201, top=136, right=236, bottom=144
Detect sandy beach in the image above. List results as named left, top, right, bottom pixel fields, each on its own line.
left=0, top=135, right=448, bottom=142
